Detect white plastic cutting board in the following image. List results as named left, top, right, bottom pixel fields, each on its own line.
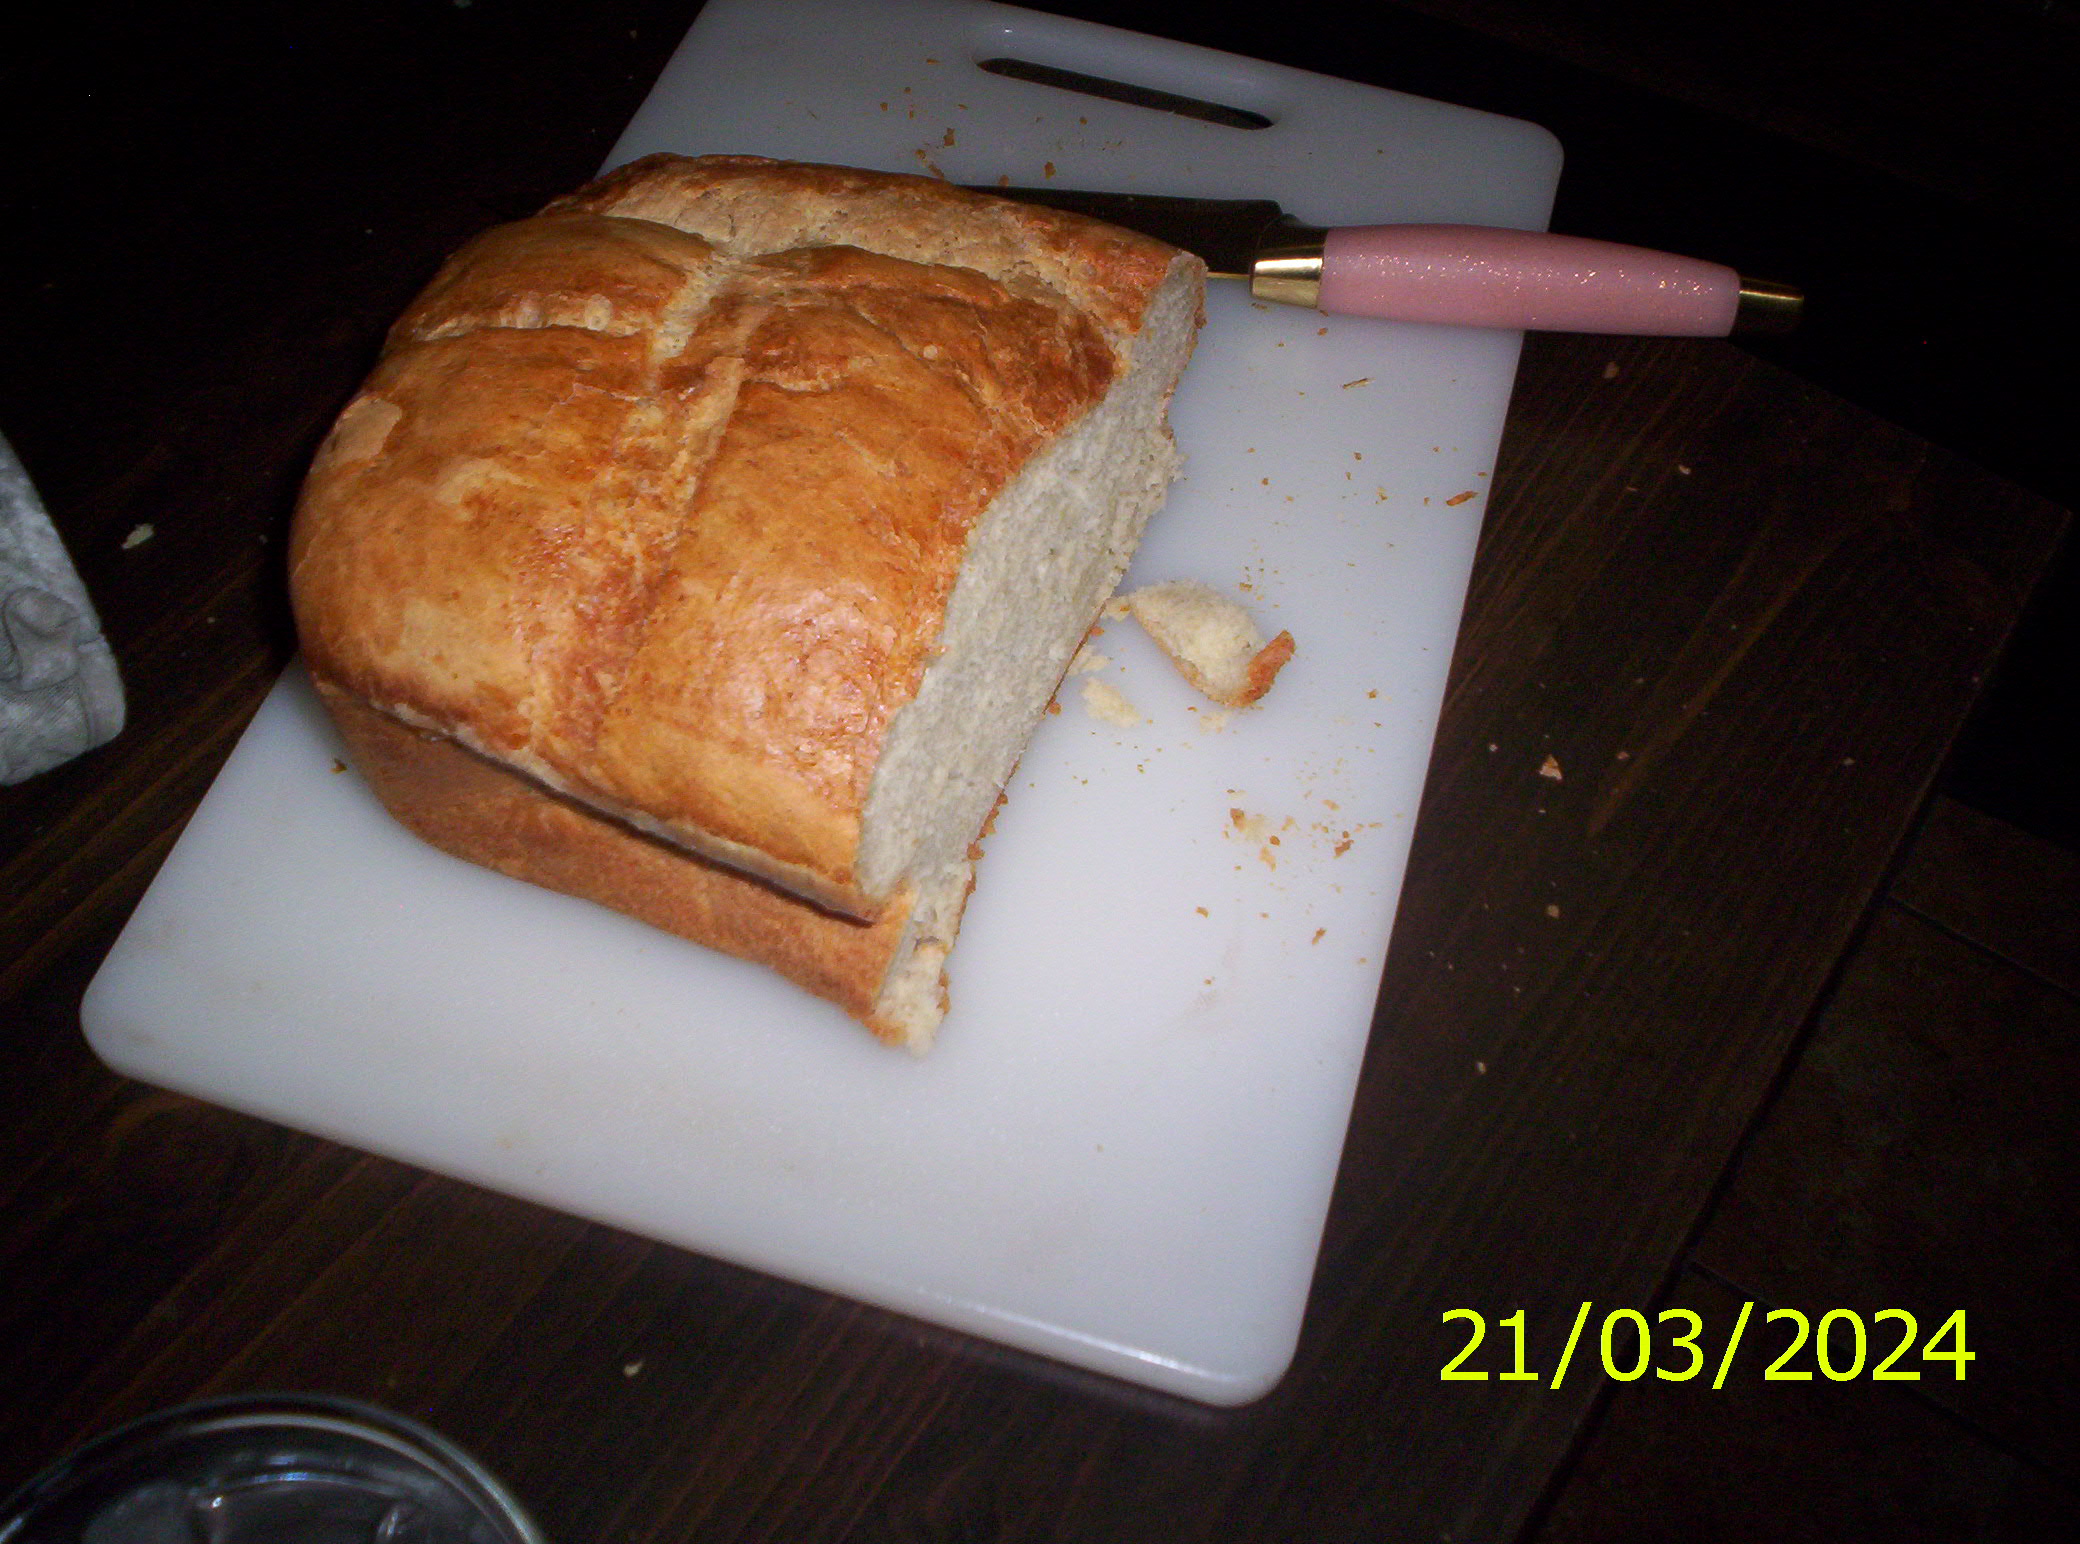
left=83, top=0, right=1560, bottom=1404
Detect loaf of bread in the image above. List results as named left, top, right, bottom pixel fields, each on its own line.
left=290, top=154, right=1205, bottom=1050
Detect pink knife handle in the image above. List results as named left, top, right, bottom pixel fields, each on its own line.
left=1318, top=225, right=1743, bottom=335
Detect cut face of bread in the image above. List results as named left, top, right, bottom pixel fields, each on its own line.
left=855, top=265, right=1201, bottom=894
left=289, top=155, right=1205, bottom=1051
left=1124, top=580, right=1295, bottom=708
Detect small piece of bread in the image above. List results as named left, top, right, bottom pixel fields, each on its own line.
left=1123, top=580, right=1295, bottom=708
left=1079, top=675, right=1143, bottom=727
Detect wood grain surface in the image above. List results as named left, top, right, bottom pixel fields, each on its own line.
left=2, top=2, right=2070, bottom=1540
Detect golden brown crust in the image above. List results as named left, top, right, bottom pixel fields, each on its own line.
left=546, top=154, right=1183, bottom=339
left=290, top=154, right=1181, bottom=918
left=1232, top=630, right=1296, bottom=707
left=320, top=681, right=921, bottom=1043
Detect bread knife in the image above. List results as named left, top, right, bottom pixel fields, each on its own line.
left=972, top=187, right=1801, bottom=336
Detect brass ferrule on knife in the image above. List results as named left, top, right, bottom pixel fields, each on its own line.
left=1248, top=224, right=1329, bottom=308
left=1733, top=276, right=1804, bottom=333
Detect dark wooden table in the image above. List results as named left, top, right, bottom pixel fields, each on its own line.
left=4, top=3, right=2073, bottom=1539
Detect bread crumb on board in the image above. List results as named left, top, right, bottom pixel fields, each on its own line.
left=1080, top=675, right=1143, bottom=728
left=1068, top=640, right=1110, bottom=675
left=1121, top=579, right=1294, bottom=708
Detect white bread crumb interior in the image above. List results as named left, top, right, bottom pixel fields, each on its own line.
left=857, top=265, right=1203, bottom=1046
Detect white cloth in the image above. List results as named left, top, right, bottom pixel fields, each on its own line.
left=1, top=430, right=124, bottom=783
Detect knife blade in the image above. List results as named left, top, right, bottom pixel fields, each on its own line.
left=971, top=187, right=1801, bottom=337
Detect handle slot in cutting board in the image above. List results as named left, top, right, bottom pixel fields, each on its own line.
left=81, top=0, right=1561, bottom=1406
left=975, top=57, right=1274, bottom=129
